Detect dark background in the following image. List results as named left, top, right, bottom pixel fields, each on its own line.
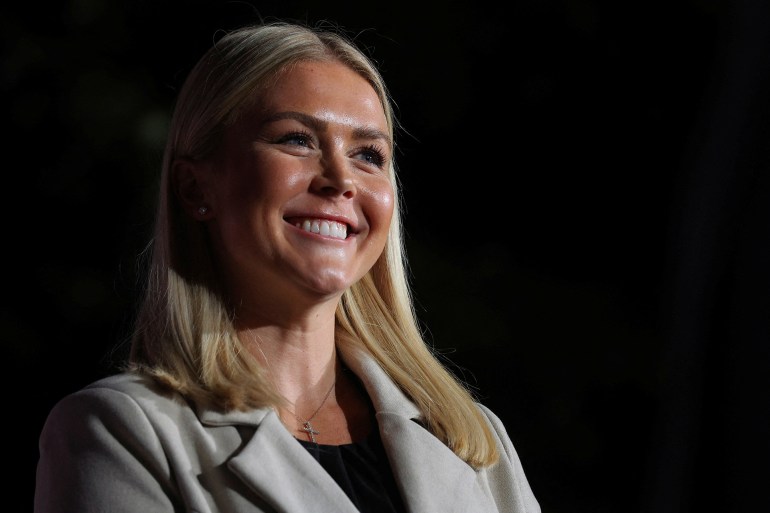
left=6, top=1, right=770, bottom=512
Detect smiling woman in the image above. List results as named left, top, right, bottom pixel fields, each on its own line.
left=177, top=60, right=395, bottom=305
left=33, top=20, right=541, bottom=513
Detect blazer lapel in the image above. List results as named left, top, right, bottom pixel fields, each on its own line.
left=226, top=410, right=361, bottom=513
left=198, top=342, right=498, bottom=513
left=380, top=412, right=498, bottom=512
left=339, top=344, right=499, bottom=513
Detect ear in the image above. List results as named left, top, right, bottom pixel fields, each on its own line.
left=172, top=157, right=212, bottom=219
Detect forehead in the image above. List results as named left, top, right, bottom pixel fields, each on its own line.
left=250, top=60, right=389, bottom=133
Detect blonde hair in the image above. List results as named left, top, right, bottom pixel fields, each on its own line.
left=128, top=21, right=498, bottom=469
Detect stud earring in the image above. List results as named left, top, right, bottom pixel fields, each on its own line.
left=198, top=206, right=209, bottom=215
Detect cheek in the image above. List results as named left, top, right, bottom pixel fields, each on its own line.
left=222, top=155, right=305, bottom=206
left=363, top=180, right=395, bottom=229
left=252, top=152, right=311, bottom=196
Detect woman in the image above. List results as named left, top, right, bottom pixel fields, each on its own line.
left=34, top=21, right=540, bottom=513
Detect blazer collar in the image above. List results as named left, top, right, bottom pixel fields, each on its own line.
left=195, top=344, right=495, bottom=513
left=193, top=342, right=421, bottom=427
left=340, top=344, right=497, bottom=513
left=337, top=342, right=421, bottom=418
left=228, top=411, right=361, bottom=513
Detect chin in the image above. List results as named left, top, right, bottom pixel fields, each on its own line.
left=301, top=272, right=355, bottom=298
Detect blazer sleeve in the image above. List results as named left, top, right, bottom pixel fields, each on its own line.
left=34, top=387, right=181, bottom=513
left=476, top=403, right=541, bottom=513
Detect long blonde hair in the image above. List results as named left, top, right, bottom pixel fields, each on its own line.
left=128, top=21, right=498, bottom=469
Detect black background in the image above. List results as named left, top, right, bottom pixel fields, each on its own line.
left=6, top=1, right=770, bottom=512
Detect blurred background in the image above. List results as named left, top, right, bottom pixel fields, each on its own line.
left=6, top=1, right=769, bottom=511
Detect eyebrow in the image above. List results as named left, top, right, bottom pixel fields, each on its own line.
left=265, top=111, right=392, bottom=147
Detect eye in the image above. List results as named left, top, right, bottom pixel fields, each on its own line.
left=276, top=130, right=314, bottom=148
left=355, top=144, right=387, bottom=168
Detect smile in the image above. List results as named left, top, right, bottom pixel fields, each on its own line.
left=293, top=218, right=348, bottom=240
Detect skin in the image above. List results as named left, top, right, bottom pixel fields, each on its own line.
left=175, top=59, right=395, bottom=444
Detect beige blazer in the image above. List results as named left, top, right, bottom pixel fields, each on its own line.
left=35, top=345, right=540, bottom=513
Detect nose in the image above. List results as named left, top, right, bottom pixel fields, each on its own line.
left=312, top=153, right=356, bottom=199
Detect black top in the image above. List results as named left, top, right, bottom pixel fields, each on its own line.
left=297, top=429, right=407, bottom=513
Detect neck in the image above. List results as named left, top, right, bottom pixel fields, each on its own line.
left=241, top=295, right=336, bottom=368
left=278, top=356, right=341, bottom=443
left=239, top=326, right=338, bottom=409
left=288, top=353, right=340, bottom=418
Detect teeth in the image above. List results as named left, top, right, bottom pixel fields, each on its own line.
left=294, top=218, right=348, bottom=239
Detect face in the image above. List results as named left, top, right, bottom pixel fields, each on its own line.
left=191, top=60, right=394, bottom=312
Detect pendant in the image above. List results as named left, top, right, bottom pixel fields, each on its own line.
left=301, top=420, right=319, bottom=443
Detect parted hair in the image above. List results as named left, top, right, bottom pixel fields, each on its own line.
left=127, top=20, right=499, bottom=469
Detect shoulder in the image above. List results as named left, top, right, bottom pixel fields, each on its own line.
left=82, top=372, right=180, bottom=405
left=37, top=372, right=203, bottom=484
left=71, top=372, right=185, bottom=409
left=475, top=402, right=505, bottom=431
left=474, top=401, right=532, bottom=468
left=474, top=402, right=542, bottom=513
left=42, top=372, right=193, bottom=441
left=35, top=374, right=197, bottom=511
left=475, top=403, right=518, bottom=460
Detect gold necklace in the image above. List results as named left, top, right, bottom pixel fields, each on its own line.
left=289, top=379, right=336, bottom=444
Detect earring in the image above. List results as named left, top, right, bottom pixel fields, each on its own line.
left=198, top=206, right=209, bottom=215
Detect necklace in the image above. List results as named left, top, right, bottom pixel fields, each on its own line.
left=289, top=378, right=336, bottom=444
